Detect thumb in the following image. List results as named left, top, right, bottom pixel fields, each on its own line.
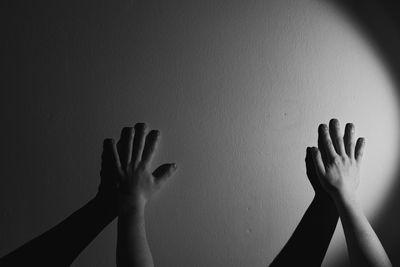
left=153, top=163, right=178, bottom=183
left=311, top=147, right=326, bottom=178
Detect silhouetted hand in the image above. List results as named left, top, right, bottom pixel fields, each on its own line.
left=311, top=119, right=365, bottom=202
left=95, top=139, right=121, bottom=212
left=270, top=145, right=339, bottom=267
left=305, top=147, right=330, bottom=200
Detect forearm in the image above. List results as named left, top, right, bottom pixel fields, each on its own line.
left=334, top=194, right=392, bottom=267
left=0, top=196, right=117, bottom=266
left=117, top=206, right=154, bottom=267
left=270, top=195, right=338, bottom=266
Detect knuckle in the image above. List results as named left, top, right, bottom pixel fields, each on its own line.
left=332, top=157, right=341, bottom=166
left=326, top=139, right=333, bottom=147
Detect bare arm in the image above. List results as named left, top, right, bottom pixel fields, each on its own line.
left=0, top=139, right=121, bottom=266
left=108, top=124, right=177, bottom=267
left=270, top=147, right=338, bottom=267
left=312, top=119, right=392, bottom=267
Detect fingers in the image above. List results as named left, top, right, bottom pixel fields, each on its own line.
left=318, top=128, right=329, bottom=165
left=344, top=123, right=355, bottom=159
left=103, top=138, right=123, bottom=177
left=131, top=123, right=147, bottom=169
left=329, top=119, right=346, bottom=156
left=110, top=139, right=124, bottom=176
left=117, top=127, right=134, bottom=170
left=355, top=137, right=366, bottom=164
left=141, top=130, right=160, bottom=168
left=153, top=163, right=178, bottom=184
left=311, top=147, right=326, bottom=177
left=318, top=124, right=337, bottom=162
left=305, top=147, right=314, bottom=177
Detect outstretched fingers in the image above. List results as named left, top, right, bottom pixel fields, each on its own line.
left=141, top=130, right=160, bottom=168
left=103, top=138, right=123, bottom=177
left=318, top=124, right=337, bottom=163
left=355, top=137, right=366, bottom=165
left=329, top=119, right=346, bottom=156
left=311, top=147, right=326, bottom=178
left=344, top=123, right=356, bottom=159
left=131, top=123, right=147, bottom=169
left=117, top=127, right=134, bottom=170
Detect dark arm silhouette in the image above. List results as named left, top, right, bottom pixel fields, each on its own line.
left=269, top=147, right=339, bottom=267
left=0, top=140, right=120, bottom=267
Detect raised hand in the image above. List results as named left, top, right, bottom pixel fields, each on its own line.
left=311, top=119, right=392, bottom=267
left=101, top=124, right=177, bottom=213
left=305, top=147, right=329, bottom=199
left=312, top=119, right=365, bottom=202
left=114, top=123, right=178, bottom=267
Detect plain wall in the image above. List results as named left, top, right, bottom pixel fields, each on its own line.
left=2, top=0, right=399, bottom=266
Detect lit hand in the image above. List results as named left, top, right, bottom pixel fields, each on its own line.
left=311, top=119, right=365, bottom=202
left=100, top=123, right=177, bottom=214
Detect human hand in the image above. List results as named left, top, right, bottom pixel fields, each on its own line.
left=311, top=119, right=365, bottom=202
left=114, top=123, right=177, bottom=213
left=95, top=138, right=121, bottom=212
left=305, top=147, right=330, bottom=201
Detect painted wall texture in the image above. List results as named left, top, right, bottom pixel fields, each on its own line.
left=2, top=0, right=399, bottom=266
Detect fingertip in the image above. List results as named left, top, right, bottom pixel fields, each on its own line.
left=135, top=122, right=147, bottom=132
left=170, top=163, right=178, bottom=171
left=345, top=122, right=355, bottom=131
left=356, top=137, right=366, bottom=147
left=306, top=147, right=314, bottom=159
left=329, top=118, right=339, bottom=126
left=150, top=129, right=161, bottom=138
left=318, top=123, right=328, bottom=133
left=104, top=138, right=113, bottom=143
left=103, top=138, right=115, bottom=148
left=311, top=147, right=321, bottom=159
left=121, top=126, right=134, bottom=136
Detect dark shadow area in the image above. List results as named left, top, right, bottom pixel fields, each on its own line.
left=330, top=0, right=400, bottom=265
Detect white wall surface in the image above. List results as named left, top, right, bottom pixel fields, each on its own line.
left=1, top=0, right=399, bottom=266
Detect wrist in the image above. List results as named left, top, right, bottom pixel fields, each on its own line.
left=314, top=191, right=333, bottom=203
left=117, top=192, right=146, bottom=216
left=332, top=190, right=359, bottom=210
left=312, top=194, right=338, bottom=215
left=93, top=194, right=118, bottom=214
